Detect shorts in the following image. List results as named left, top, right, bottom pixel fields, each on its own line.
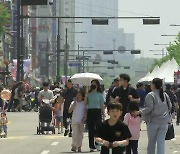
left=56, top=116, right=63, bottom=123
left=0, top=125, right=7, bottom=132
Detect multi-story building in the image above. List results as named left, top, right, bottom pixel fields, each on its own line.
left=75, top=0, right=135, bottom=76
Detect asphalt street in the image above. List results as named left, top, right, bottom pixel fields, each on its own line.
left=0, top=112, right=179, bottom=154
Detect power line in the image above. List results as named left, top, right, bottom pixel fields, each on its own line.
left=73, top=1, right=151, bottom=17
left=75, top=5, right=113, bottom=17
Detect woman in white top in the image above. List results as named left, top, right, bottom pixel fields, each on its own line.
left=69, top=90, right=86, bottom=153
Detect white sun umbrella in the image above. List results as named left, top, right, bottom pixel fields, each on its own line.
left=70, top=72, right=103, bottom=86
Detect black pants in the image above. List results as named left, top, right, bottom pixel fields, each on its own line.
left=63, top=109, right=72, bottom=132
left=126, top=140, right=138, bottom=154
left=87, top=109, right=102, bottom=149
left=177, top=106, right=180, bottom=124
left=8, top=98, right=14, bottom=111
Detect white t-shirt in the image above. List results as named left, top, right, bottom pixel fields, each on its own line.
left=38, top=90, right=54, bottom=101
left=56, top=103, right=64, bottom=117
left=70, top=101, right=86, bottom=124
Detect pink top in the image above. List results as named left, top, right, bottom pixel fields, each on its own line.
left=123, top=113, right=142, bottom=140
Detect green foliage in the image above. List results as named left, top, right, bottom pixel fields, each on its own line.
left=167, top=32, right=180, bottom=64
left=0, top=3, right=10, bottom=36
left=150, top=32, right=180, bottom=71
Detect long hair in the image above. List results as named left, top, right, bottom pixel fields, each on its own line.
left=89, top=79, right=102, bottom=93
left=152, top=78, right=164, bottom=102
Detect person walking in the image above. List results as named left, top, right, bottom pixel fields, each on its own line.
left=135, top=78, right=172, bottom=154
left=14, top=81, right=25, bottom=112
left=136, top=82, right=147, bottom=109
left=165, top=84, right=176, bottom=114
left=124, top=101, right=142, bottom=154
left=87, top=79, right=105, bottom=152
left=112, top=74, right=140, bottom=119
left=63, top=79, right=77, bottom=137
left=38, top=82, right=54, bottom=105
left=175, top=85, right=180, bottom=125
left=69, top=90, right=86, bottom=152
left=106, top=78, right=119, bottom=107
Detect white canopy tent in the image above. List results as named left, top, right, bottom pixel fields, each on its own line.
left=138, top=58, right=179, bottom=83
left=158, top=58, right=179, bottom=83
left=138, top=65, right=159, bottom=82
left=138, top=72, right=150, bottom=82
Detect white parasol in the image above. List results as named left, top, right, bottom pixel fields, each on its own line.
left=70, top=73, right=103, bottom=86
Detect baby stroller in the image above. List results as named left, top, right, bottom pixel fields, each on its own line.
left=37, top=100, right=55, bottom=134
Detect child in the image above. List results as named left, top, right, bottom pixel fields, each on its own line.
left=53, top=94, right=64, bottom=134
left=96, top=103, right=132, bottom=154
left=0, top=112, right=8, bottom=137
left=68, top=90, right=86, bottom=152
left=123, top=101, right=142, bottom=154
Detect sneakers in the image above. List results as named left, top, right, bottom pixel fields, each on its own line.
left=71, top=147, right=76, bottom=152
left=71, top=146, right=81, bottom=152
left=68, top=132, right=72, bottom=137
left=78, top=147, right=82, bottom=152
left=64, top=129, right=69, bottom=136
left=90, top=147, right=96, bottom=152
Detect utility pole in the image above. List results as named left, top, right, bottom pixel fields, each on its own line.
left=46, top=38, right=49, bottom=80
left=83, top=51, right=85, bottom=73
left=78, top=44, right=81, bottom=73
left=64, top=28, right=68, bottom=83
left=16, top=0, right=21, bottom=82
left=20, top=4, right=24, bottom=81
left=56, top=18, right=60, bottom=82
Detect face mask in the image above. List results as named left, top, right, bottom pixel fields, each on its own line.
left=91, top=84, right=97, bottom=90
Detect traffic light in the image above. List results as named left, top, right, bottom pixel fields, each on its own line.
left=21, top=0, right=48, bottom=5
left=131, top=50, right=141, bottom=54
left=92, top=19, right=108, bottom=25
left=143, top=19, right=160, bottom=25
left=124, top=66, right=130, bottom=69
left=93, top=62, right=100, bottom=64
left=107, top=60, right=115, bottom=63
left=103, top=51, right=113, bottom=54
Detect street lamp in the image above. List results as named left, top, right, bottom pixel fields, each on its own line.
left=56, top=21, right=84, bottom=82
left=63, top=30, right=88, bottom=82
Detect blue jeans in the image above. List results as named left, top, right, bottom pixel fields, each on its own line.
left=146, top=123, right=168, bottom=154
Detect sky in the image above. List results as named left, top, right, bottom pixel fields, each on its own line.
left=118, top=0, right=180, bottom=58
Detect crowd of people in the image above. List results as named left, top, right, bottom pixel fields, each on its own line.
left=0, top=73, right=179, bottom=154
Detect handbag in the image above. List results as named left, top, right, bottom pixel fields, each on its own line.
left=165, top=94, right=175, bottom=140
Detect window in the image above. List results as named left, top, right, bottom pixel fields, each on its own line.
left=39, top=19, right=47, bottom=25
left=65, top=8, right=69, bottom=11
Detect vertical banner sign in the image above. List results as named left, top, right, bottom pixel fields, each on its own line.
left=11, top=59, right=31, bottom=81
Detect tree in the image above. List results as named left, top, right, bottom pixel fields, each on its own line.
left=150, top=32, right=180, bottom=71
left=167, top=32, right=180, bottom=63
left=0, top=3, right=10, bottom=36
